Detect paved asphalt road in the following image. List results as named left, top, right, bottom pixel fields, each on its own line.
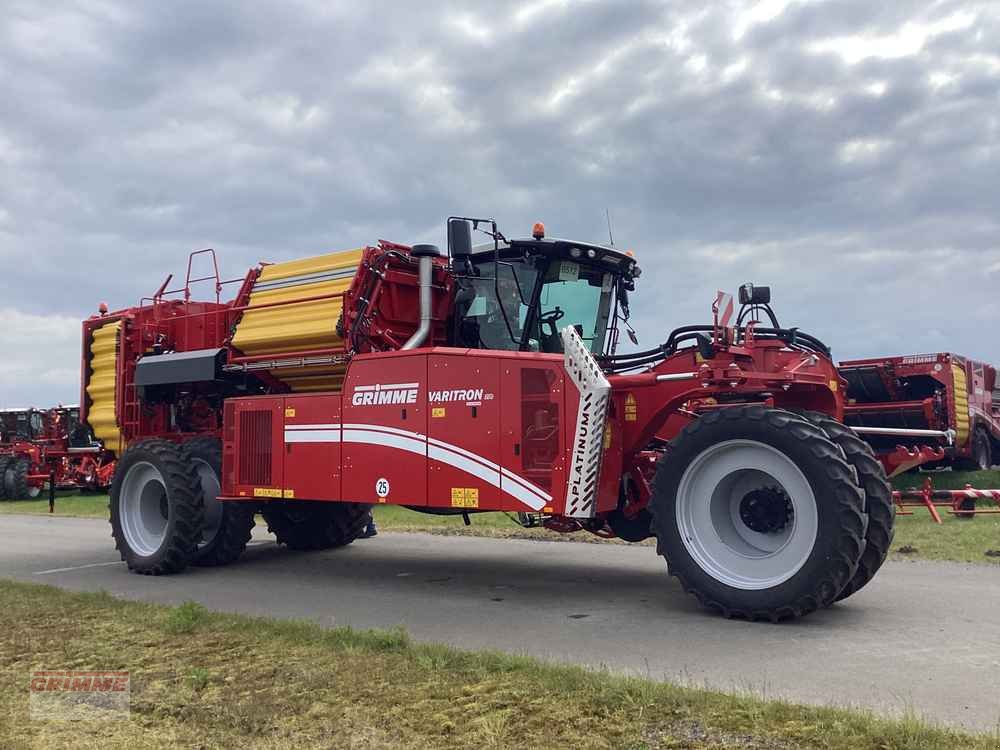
left=2, top=514, right=999, bottom=731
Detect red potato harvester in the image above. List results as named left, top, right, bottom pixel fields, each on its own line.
left=81, top=217, right=895, bottom=621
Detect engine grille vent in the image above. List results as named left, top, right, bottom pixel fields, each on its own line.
left=238, top=409, right=272, bottom=486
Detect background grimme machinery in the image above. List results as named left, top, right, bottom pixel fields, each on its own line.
left=81, top=218, right=893, bottom=621
left=839, top=353, right=1000, bottom=521
left=0, top=406, right=115, bottom=500
left=840, top=353, right=1000, bottom=472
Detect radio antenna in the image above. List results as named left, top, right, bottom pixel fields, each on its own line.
left=606, top=208, right=615, bottom=248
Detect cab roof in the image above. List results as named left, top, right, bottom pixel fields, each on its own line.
left=469, top=236, right=639, bottom=278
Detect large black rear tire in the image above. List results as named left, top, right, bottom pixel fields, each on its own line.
left=650, top=405, right=866, bottom=621
left=110, top=440, right=203, bottom=575
left=183, top=437, right=255, bottom=567
left=263, top=501, right=372, bottom=551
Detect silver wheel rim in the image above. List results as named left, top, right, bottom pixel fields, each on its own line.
left=192, top=457, right=222, bottom=549
left=675, top=440, right=819, bottom=590
left=119, top=461, right=169, bottom=557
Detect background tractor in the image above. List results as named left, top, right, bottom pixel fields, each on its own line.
left=80, top=218, right=892, bottom=620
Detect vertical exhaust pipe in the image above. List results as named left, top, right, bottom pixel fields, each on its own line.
left=402, top=244, right=441, bottom=350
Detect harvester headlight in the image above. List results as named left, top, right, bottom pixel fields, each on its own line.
left=586, top=248, right=597, bottom=259
left=569, top=247, right=582, bottom=258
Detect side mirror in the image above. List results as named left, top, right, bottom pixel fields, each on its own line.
left=738, top=283, right=770, bottom=305
left=448, top=218, right=473, bottom=259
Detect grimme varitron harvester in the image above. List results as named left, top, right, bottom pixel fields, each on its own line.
left=81, top=218, right=893, bottom=620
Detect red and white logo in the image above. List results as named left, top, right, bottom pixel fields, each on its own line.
left=30, top=670, right=131, bottom=721
left=351, top=383, right=419, bottom=406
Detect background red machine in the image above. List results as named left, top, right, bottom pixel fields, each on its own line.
left=839, top=353, right=1000, bottom=473
left=0, top=406, right=115, bottom=500
left=81, top=219, right=892, bottom=621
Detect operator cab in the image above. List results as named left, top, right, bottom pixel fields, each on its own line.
left=448, top=218, right=641, bottom=355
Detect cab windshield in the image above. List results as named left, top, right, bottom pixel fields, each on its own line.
left=457, top=256, right=615, bottom=354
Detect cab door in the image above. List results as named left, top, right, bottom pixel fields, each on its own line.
left=499, top=358, right=566, bottom=513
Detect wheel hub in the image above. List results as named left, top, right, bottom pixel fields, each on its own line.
left=674, top=440, right=819, bottom=590
left=119, top=461, right=170, bottom=557
left=738, top=487, right=793, bottom=534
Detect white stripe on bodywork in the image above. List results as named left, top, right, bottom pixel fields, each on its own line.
left=285, top=428, right=341, bottom=443
left=283, top=422, right=550, bottom=510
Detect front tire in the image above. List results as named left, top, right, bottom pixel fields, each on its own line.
left=796, top=411, right=894, bottom=602
left=110, top=440, right=203, bottom=575
left=650, top=405, right=866, bottom=621
left=263, top=501, right=372, bottom=551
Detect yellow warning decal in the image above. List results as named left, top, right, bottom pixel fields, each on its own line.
left=451, top=488, right=479, bottom=508
left=432, top=407, right=446, bottom=418
left=624, top=393, right=638, bottom=422
left=282, top=489, right=295, bottom=499
left=253, top=487, right=283, bottom=498
left=829, top=380, right=838, bottom=392
left=603, top=425, right=613, bottom=450
left=284, top=407, right=296, bottom=418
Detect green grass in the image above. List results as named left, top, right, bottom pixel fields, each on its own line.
left=0, top=578, right=995, bottom=749
left=0, top=491, right=109, bottom=518
left=889, top=469, right=1000, bottom=563
left=4, top=469, right=1000, bottom=565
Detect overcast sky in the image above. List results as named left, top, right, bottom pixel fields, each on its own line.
left=1, top=0, right=998, bottom=407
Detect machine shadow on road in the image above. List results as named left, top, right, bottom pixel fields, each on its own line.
left=180, top=535, right=876, bottom=631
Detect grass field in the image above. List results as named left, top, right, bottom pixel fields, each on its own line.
left=2, top=469, right=999, bottom=565
left=1, top=579, right=995, bottom=749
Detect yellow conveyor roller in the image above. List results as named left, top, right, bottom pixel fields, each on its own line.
left=85, top=320, right=123, bottom=454
left=230, top=249, right=362, bottom=392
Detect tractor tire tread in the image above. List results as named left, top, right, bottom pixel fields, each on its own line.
left=796, top=411, right=895, bottom=602
left=5, top=457, right=32, bottom=501
left=264, top=502, right=372, bottom=551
